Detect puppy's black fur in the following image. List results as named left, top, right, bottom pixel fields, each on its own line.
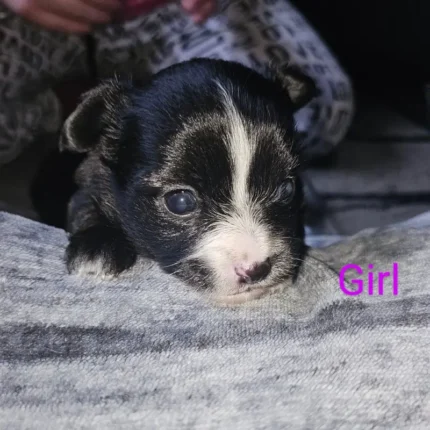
left=32, top=58, right=317, bottom=299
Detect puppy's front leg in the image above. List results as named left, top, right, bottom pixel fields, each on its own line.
left=66, top=191, right=137, bottom=278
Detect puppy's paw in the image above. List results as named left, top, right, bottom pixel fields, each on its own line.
left=66, top=225, right=137, bottom=278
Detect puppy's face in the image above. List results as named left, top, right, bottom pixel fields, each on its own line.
left=62, top=59, right=316, bottom=303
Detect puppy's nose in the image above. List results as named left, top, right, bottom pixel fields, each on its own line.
left=235, top=259, right=272, bottom=284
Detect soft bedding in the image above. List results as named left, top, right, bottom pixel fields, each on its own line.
left=1, top=211, right=430, bottom=429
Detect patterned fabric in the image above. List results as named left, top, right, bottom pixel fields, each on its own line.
left=0, top=6, right=88, bottom=165
left=0, top=0, right=354, bottom=166
left=0, top=211, right=429, bottom=428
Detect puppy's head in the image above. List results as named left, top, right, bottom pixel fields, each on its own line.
left=61, top=58, right=317, bottom=303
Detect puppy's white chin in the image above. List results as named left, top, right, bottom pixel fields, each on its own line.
left=211, top=283, right=286, bottom=306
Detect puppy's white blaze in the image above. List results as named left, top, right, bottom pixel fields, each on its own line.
left=217, top=80, right=271, bottom=240
left=216, top=81, right=254, bottom=213
left=190, top=83, right=283, bottom=295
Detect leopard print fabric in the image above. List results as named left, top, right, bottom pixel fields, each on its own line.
left=0, top=0, right=354, bottom=166
left=0, top=5, right=89, bottom=165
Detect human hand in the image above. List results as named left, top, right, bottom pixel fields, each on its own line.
left=119, top=0, right=217, bottom=23
left=2, top=0, right=121, bottom=33
left=180, top=0, right=217, bottom=23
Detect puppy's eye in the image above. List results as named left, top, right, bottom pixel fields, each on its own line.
left=274, top=179, right=295, bottom=203
left=164, top=190, right=197, bottom=215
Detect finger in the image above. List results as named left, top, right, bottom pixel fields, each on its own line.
left=191, top=0, right=217, bottom=23
left=21, top=7, right=91, bottom=33
left=181, top=0, right=205, bottom=14
left=39, top=0, right=112, bottom=24
left=181, top=0, right=216, bottom=20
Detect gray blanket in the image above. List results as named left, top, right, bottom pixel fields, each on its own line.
left=1, top=211, right=430, bottom=429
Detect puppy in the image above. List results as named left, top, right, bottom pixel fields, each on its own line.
left=60, top=58, right=316, bottom=304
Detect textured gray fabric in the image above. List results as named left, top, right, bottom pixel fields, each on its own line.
left=1, top=211, right=430, bottom=429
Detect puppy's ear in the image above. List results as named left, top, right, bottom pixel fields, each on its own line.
left=59, top=79, right=132, bottom=154
left=269, top=64, right=319, bottom=111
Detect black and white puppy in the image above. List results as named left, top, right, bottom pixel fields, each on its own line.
left=61, top=58, right=316, bottom=304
